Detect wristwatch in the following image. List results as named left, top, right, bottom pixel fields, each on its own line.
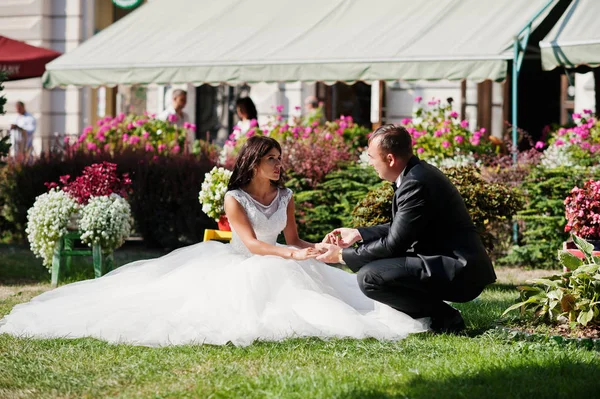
left=338, top=248, right=346, bottom=265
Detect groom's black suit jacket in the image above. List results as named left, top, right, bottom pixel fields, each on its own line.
left=343, top=155, right=496, bottom=289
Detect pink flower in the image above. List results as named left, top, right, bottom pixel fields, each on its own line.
left=83, top=126, right=93, bottom=135
left=295, top=106, right=301, bottom=111
left=470, top=137, right=480, bottom=146
left=555, top=139, right=565, bottom=146
left=87, top=142, right=97, bottom=151
left=157, top=144, right=167, bottom=152
left=129, top=136, right=140, bottom=145
left=324, top=133, right=333, bottom=140
left=414, top=96, right=422, bottom=103
left=171, top=145, right=180, bottom=154
left=454, top=136, right=464, bottom=144
left=96, top=134, right=106, bottom=142
left=142, top=131, right=150, bottom=139
left=434, top=130, right=443, bottom=138
left=583, top=109, right=593, bottom=115
left=281, top=124, right=289, bottom=131
left=401, top=118, right=412, bottom=125
left=573, top=113, right=582, bottom=119
left=77, top=134, right=86, bottom=143
left=339, top=121, right=348, bottom=129
left=145, top=143, right=154, bottom=152
left=534, top=141, right=545, bottom=149
left=246, top=129, right=256, bottom=138
left=122, top=134, right=129, bottom=142
left=276, top=105, right=284, bottom=113
left=460, top=120, right=469, bottom=128
left=311, top=121, right=319, bottom=128
left=249, top=119, right=258, bottom=128
left=103, top=144, right=110, bottom=152
left=442, top=141, right=450, bottom=149
left=417, top=147, right=424, bottom=154
left=449, top=111, right=459, bottom=118
left=336, top=128, right=344, bottom=136
left=63, top=137, right=70, bottom=144
left=167, top=114, right=178, bottom=123
left=277, top=115, right=283, bottom=121
left=304, top=127, right=313, bottom=134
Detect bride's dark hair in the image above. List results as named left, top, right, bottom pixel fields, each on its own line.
left=227, top=136, right=287, bottom=191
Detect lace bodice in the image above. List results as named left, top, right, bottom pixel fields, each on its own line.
left=225, top=188, right=293, bottom=256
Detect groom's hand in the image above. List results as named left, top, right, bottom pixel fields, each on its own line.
left=323, top=228, right=362, bottom=248
left=316, top=243, right=342, bottom=263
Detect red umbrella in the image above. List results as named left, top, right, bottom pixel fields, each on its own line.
left=0, top=36, right=62, bottom=81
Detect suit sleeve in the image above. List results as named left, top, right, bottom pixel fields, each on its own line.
left=357, top=224, right=390, bottom=243
left=343, top=179, right=427, bottom=272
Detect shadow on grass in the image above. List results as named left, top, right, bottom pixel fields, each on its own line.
left=342, top=361, right=600, bottom=399
left=0, top=242, right=167, bottom=285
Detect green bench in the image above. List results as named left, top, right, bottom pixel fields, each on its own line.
left=51, top=231, right=114, bottom=287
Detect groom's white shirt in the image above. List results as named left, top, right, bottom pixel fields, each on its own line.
left=394, top=166, right=406, bottom=188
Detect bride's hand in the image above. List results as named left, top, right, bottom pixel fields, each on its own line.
left=322, top=228, right=362, bottom=248
left=291, top=248, right=321, bottom=260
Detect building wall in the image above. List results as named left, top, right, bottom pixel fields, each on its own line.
left=575, top=72, right=596, bottom=113
left=0, top=0, right=93, bottom=154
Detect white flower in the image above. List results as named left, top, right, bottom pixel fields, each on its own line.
left=26, top=189, right=79, bottom=269
left=79, top=194, right=132, bottom=252
left=198, top=166, right=233, bottom=221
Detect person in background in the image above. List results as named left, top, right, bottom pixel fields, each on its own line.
left=302, top=95, right=325, bottom=125
left=10, top=101, right=36, bottom=158
left=159, top=89, right=194, bottom=143
left=234, top=97, right=258, bottom=137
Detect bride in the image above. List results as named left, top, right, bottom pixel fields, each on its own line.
left=0, top=136, right=427, bottom=346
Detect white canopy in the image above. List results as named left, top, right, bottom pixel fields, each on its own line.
left=43, top=0, right=557, bottom=87
left=540, top=0, right=600, bottom=70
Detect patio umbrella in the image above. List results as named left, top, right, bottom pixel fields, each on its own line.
left=0, top=36, right=62, bottom=80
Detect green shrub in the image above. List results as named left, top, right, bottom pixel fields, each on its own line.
left=501, top=166, right=600, bottom=269
left=288, top=165, right=381, bottom=243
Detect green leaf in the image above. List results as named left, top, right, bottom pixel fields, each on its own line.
left=577, top=308, right=594, bottom=326
left=502, top=302, right=528, bottom=316
left=572, top=235, right=595, bottom=258
left=558, top=250, right=583, bottom=270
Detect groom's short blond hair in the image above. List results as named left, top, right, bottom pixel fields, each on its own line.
left=369, top=124, right=413, bottom=159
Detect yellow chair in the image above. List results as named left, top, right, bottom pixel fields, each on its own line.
left=203, top=229, right=232, bottom=242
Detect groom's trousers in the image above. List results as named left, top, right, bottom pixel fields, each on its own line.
left=355, top=254, right=485, bottom=319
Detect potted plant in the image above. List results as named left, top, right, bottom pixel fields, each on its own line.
left=198, top=166, right=233, bottom=231
left=27, top=162, right=133, bottom=269
left=564, top=179, right=600, bottom=260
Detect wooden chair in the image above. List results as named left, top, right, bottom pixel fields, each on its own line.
left=203, top=229, right=232, bottom=242
left=51, top=231, right=114, bottom=287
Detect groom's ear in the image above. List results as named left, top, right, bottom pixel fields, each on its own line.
left=386, top=153, right=396, bottom=166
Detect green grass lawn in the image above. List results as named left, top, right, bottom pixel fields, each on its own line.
left=1, top=245, right=599, bottom=398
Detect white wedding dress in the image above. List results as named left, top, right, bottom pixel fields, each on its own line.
left=0, top=188, right=428, bottom=346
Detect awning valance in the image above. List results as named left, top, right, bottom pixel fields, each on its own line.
left=44, top=0, right=557, bottom=87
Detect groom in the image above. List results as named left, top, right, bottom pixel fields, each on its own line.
left=317, top=124, right=496, bottom=333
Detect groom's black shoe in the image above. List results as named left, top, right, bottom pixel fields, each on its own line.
left=430, top=305, right=466, bottom=335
